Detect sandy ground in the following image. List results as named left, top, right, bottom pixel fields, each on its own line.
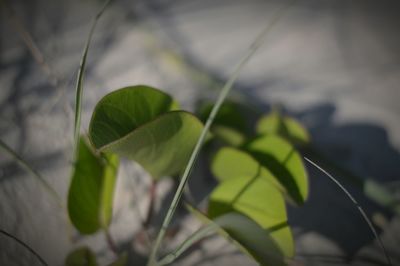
left=1, top=0, right=400, bottom=265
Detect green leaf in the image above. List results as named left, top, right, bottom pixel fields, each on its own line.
left=197, top=101, right=247, bottom=146
left=256, top=111, right=310, bottom=146
left=89, top=85, right=178, bottom=149
left=187, top=205, right=287, bottom=266
left=89, top=86, right=203, bottom=180
left=245, top=135, right=309, bottom=205
left=68, top=137, right=119, bottom=234
left=209, top=175, right=287, bottom=229
left=65, top=247, right=97, bottom=266
left=98, top=111, right=203, bottom=179
left=215, top=213, right=288, bottom=266
left=208, top=174, right=294, bottom=257
left=211, top=147, right=282, bottom=190
left=211, top=125, right=246, bottom=147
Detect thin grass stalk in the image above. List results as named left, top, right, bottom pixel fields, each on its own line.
left=305, top=147, right=400, bottom=215
left=304, top=157, right=392, bottom=266
left=0, top=229, right=48, bottom=266
left=0, top=139, right=64, bottom=209
left=147, top=2, right=296, bottom=265
left=158, top=223, right=218, bottom=266
left=73, top=0, right=113, bottom=157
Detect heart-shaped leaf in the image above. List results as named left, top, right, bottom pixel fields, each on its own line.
left=256, top=111, right=310, bottom=146
left=65, top=246, right=97, bottom=266
left=244, top=135, right=308, bottom=205
left=208, top=174, right=294, bottom=257
left=68, top=137, right=119, bottom=234
left=89, top=85, right=178, bottom=148
left=188, top=205, right=288, bottom=265
left=89, top=86, right=203, bottom=179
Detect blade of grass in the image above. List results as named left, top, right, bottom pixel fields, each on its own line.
left=158, top=223, right=218, bottom=266
left=73, top=0, right=113, bottom=157
left=0, top=228, right=48, bottom=266
left=303, top=156, right=392, bottom=266
left=147, top=1, right=296, bottom=265
left=0, top=139, right=64, bottom=209
left=305, top=147, right=400, bottom=215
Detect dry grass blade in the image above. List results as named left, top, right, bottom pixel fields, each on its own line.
left=0, top=139, right=64, bottom=209
left=0, top=229, right=48, bottom=266
left=304, top=156, right=392, bottom=266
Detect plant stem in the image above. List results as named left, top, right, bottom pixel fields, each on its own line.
left=143, top=180, right=157, bottom=228
left=147, top=2, right=295, bottom=265
left=105, top=228, right=118, bottom=255
left=158, top=223, right=218, bottom=266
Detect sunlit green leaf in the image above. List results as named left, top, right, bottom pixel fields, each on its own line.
left=89, top=86, right=203, bottom=179
left=256, top=111, right=310, bottom=146
left=208, top=174, right=294, bottom=257
left=188, top=205, right=287, bottom=265
left=65, top=246, right=97, bottom=266
left=68, top=137, right=119, bottom=234
left=211, top=147, right=282, bottom=190
left=209, top=175, right=287, bottom=229
left=245, top=135, right=308, bottom=205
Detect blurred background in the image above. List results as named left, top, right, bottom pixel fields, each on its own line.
left=1, top=0, right=400, bottom=265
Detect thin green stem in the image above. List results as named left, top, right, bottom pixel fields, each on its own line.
left=0, top=139, right=64, bottom=209
left=147, top=2, right=296, bottom=265
left=143, top=180, right=157, bottom=228
left=73, top=0, right=113, bottom=158
left=105, top=228, right=118, bottom=255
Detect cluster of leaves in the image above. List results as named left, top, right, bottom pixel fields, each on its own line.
left=67, top=85, right=204, bottom=265
left=194, top=101, right=311, bottom=265
left=67, top=82, right=312, bottom=265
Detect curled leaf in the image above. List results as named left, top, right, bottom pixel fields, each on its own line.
left=89, top=86, right=203, bottom=179
left=68, top=137, right=119, bottom=234
left=188, top=205, right=288, bottom=265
